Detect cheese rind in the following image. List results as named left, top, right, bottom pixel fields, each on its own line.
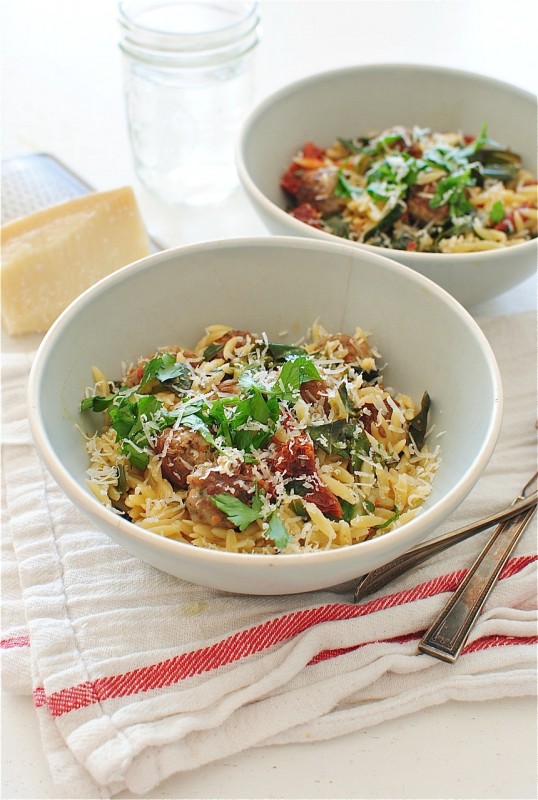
left=1, top=186, right=151, bottom=336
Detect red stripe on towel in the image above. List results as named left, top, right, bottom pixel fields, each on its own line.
left=309, top=632, right=538, bottom=665
left=0, top=633, right=30, bottom=649
left=309, top=632, right=420, bottom=664
left=464, top=633, right=538, bottom=653
left=32, top=554, right=536, bottom=717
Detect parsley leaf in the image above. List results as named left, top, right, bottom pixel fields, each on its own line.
left=140, top=352, right=192, bottom=390
left=429, top=170, right=474, bottom=218
left=489, top=200, right=505, bottom=224
left=273, top=355, right=321, bottom=401
left=106, top=393, right=163, bottom=470
left=227, top=389, right=279, bottom=452
left=265, top=512, right=292, bottom=550
left=121, top=439, right=150, bottom=471
left=211, top=492, right=263, bottom=531
left=80, top=393, right=116, bottom=412
left=334, top=170, right=363, bottom=199
left=339, top=499, right=357, bottom=523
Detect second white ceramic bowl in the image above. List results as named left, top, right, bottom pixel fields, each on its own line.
left=237, top=63, right=537, bottom=308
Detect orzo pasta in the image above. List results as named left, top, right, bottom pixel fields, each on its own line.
left=281, top=125, right=537, bottom=253
left=81, top=323, right=440, bottom=554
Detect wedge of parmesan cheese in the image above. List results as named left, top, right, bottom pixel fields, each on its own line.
left=1, top=186, right=151, bottom=336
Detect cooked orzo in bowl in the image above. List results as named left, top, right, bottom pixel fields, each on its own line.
left=237, top=64, right=538, bottom=308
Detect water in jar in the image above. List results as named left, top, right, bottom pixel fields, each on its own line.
left=124, top=56, right=255, bottom=206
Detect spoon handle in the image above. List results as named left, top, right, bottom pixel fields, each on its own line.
left=417, top=505, right=536, bottom=663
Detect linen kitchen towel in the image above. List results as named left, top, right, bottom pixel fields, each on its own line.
left=1, top=311, right=536, bottom=798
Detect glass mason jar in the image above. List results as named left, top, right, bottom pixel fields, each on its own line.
left=118, top=1, right=260, bottom=205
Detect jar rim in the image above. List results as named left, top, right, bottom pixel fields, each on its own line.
left=118, top=0, right=259, bottom=55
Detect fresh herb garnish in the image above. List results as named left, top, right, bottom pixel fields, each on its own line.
left=211, top=492, right=263, bottom=531
left=139, top=352, right=191, bottom=390
left=489, top=200, right=505, bottom=224
left=80, top=393, right=116, bottom=412
left=107, top=393, right=164, bottom=471
left=225, top=389, right=280, bottom=452
left=210, top=493, right=292, bottom=549
left=339, top=499, right=357, bottom=523
left=334, top=170, right=363, bottom=199
left=273, top=355, right=322, bottom=401
left=429, top=170, right=475, bottom=219
left=265, top=512, right=292, bottom=549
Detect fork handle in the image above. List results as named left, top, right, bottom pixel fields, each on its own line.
left=418, top=505, right=536, bottom=663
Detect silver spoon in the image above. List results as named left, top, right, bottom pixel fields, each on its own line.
left=354, top=476, right=538, bottom=603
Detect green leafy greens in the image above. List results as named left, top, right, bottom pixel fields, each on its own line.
left=307, top=420, right=371, bottom=475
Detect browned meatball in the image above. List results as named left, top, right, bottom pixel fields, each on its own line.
left=359, top=400, right=392, bottom=435
left=186, top=463, right=256, bottom=528
left=154, top=427, right=214, bottom=489
left=407, top=182, right=450, bottom=225
left=300, top=379, right=328, bottom=404
left=295, top=166, right=347, bottom=217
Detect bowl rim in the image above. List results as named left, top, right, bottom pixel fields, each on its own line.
left=27, top=235, right=504, bottom=570
left=236, top=61, right=538, bottom=263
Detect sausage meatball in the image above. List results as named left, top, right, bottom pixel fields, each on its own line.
left=407, top=182, right=450, bottom=225
left=300, top=379, right=328, bottom=404
left=186, top=463, right=256, bottom=528
left=295, top=166, right=347, bottom=217
left=154, top=427, right=214, bottom=489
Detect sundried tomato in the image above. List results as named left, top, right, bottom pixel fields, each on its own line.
left=302, top=141, right=325, bottom=160
left=290, top=203, right=323, bottom=228
left=304, top=483, right=343, bottom=520
left=280, top=162, right=304, bottom=196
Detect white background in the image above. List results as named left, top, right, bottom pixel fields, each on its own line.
left=1, top=1, right=537, bottom=798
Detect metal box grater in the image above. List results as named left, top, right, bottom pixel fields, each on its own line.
left=1, top=153, right=162, bottom=251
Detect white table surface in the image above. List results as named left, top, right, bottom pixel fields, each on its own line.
left=1, top=1, right=537, bottom=798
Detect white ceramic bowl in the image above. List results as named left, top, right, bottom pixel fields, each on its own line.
left=28, top=237, right=502, bottom=595
left=237, top=64, right=537, bottom=308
